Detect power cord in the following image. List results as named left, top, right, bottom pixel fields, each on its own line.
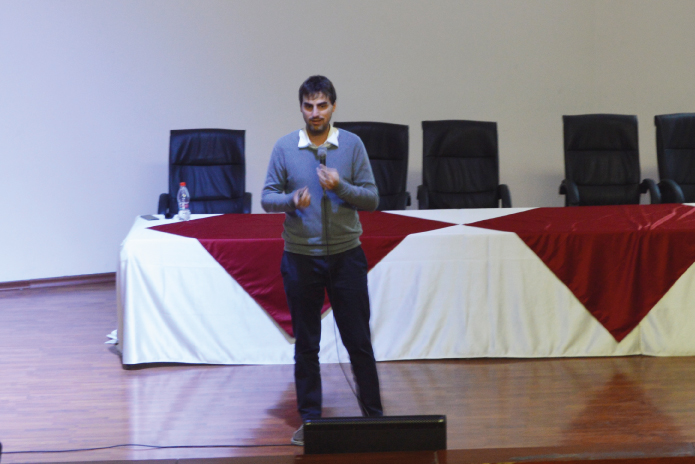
left=3, top=442, right=294, bottom=455
left=319, top=148, right=370, bottom=417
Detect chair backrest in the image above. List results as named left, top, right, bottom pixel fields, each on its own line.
left=168, top=128, right=247, bottom=214
left=655, top=113, right=695, bottom=202
left=421, top=120, right=499, bottom=209
left=333, top=121, right=409, bottom=210
left=563, top=114, right=641, bottom=206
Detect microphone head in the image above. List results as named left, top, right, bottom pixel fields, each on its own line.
left=318, top=147, right=327, bottom=165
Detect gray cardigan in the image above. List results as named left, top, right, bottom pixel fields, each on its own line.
left=261, top=129, right=378, bottom=256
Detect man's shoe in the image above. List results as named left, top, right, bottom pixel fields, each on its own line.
left=291, top=424, right=304, bottom=446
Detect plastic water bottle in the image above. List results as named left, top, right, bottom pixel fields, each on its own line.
left=177, top=182, right=191, bottom=221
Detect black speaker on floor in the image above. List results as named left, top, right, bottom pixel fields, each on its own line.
left=303, top=415, right=446, bottom=455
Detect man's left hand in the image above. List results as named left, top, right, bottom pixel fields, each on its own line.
left=317, top=165, right=340, bottom=190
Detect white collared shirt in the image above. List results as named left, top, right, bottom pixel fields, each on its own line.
left=298, top=125, right=340, bottom=149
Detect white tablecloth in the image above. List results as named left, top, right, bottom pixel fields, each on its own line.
left=117, top=209, right=695, bottom=365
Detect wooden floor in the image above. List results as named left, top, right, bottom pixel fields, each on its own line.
left=2, top=283, right=695, bottom=463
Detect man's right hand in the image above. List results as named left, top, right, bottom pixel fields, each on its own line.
left=293, top=186, right=311, bottom=209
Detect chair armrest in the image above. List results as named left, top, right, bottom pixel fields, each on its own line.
left=391, top=192, right=410, bottom=210
left=640, top=179, right=662, bottom=204
left=243, top=192, right=252, bottom=214
left=416, top=185, right=429, bottom=210
left=657, top=179, right=685, bottom=204
left=559, top=179, right=580, bottom=206
left=158, top=193, right=171, bottom=217
left=497, top=184, right=512, bottom=208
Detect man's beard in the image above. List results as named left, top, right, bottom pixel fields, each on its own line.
left=306, top=119, right=331, bottom=135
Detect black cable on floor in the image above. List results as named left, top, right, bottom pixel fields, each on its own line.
left=3, top=442, right=294, bottom=455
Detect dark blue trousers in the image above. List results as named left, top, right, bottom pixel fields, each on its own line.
left=281, top=246, right=383, bottom=421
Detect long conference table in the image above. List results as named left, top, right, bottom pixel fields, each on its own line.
left=117, top=205, right=695, bottom=366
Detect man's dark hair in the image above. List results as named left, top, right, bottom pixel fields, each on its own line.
left=299, top=75, right=337, bottom=105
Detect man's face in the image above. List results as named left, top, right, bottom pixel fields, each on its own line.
left=301, top=93, right=336, bottom=135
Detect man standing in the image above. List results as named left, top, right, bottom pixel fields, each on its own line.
left=261, top=76, right=383, bottom=446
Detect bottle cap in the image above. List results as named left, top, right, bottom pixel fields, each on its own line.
left=180, top=182, right=186, bottom=187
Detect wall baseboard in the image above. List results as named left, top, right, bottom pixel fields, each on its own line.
left=0, top=272, right=116, bottom=291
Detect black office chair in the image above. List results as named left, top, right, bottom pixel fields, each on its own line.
left=333, top=121, right=410, bottom=210
left=654, top=113, right=695, bottom=203
left=158, top=128, right=251, bottom=217
left=417, top=120, right=511, bottom=209
left=560, top=114, right=660, bottom=206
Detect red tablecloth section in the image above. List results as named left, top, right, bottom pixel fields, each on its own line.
left=151, top=212, right=454, bottom=337
left=468, top=204, right=695, bottom=342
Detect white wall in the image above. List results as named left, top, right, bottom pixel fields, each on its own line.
left=593, top=1, right=695, bottom=181
left=0, top=0, right=692, bottom=282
